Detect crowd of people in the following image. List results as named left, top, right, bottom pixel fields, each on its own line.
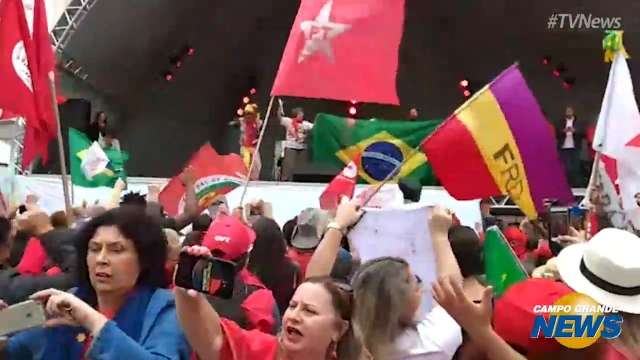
left=0, top=174, right=638, bottom=359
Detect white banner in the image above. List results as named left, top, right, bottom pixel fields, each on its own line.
left=348, top=204, right=436, bottom=314
left=7, top=175, right=482, bottom=229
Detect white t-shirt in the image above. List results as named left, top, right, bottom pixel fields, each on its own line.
left=280, top=116, right=313, bottom=150
left=562, top=117, right=575, bottom=149
left=391, top=306, right=462, bottom=359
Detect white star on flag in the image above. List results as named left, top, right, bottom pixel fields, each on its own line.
left=298, top=0, right=351, bottom=63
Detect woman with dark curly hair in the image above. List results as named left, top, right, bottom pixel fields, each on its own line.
left=2, top=206, right=191, bottom=359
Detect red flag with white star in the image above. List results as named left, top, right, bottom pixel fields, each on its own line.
left=271, top=0, right=404, bottom=105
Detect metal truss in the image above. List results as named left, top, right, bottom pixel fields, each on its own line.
left=51, top=0, right=99, bottom=80
left=0, top=119, right=28, bottom=175
left=51, top=0, right=98, bottom=51
left=9, top=0, right=98, bottom=171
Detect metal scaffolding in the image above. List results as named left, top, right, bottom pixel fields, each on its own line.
left=51, top=0, right=98, bottom=51
left=10, top=0, right=98, bottom=171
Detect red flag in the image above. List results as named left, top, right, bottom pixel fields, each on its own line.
left=22, top=0, right=57, bottom=167
left=159, top=144, right=248, bottom=216
left=0, top=108, right=18, bottom=120
left=319, top=161, right=357, bottom=210
left=271, top=0, right=404, bottom=105
left=0, top=0, right=37, bottom=123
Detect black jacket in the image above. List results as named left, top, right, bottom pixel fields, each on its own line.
left=0, top=229, right=77, bottom=305
left=553, top=116, right=586, bottom=150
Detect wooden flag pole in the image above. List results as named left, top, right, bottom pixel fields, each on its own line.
left=238, top=96, right=275, bottom=207
left=48, top=71, right=73, bottom=221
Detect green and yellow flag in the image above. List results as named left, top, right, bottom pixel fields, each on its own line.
left=312, top=113, right=441, bottom=185
left=483, top=227, right=528, bottom=298
left=69, top=128, right=128, bottom=188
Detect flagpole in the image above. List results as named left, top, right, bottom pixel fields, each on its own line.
left=238, top=96, right=275, bottom=207
left=48, top=71, right=73, bottom=222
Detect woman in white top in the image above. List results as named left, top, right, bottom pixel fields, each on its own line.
left=306, top=199, right=464, bottom=359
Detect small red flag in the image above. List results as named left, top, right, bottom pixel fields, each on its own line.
left=319, top=161, right=357, bottom=210
left=159, top=144, right=248, bottom=216
left=0, top=0, right=37, bottom=124
left=271, top=0, right=404, bottom=105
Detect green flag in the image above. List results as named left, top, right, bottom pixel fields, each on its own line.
left=69, top=128, right=128, bottom=188
left=483, top=227, right=528, bottom=297
left=311, top=113, right=442, bottom=185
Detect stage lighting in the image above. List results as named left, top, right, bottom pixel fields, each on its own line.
left=187, top=47, right=195, bottom=56
left=243, top=96, right=250, bottom=104
left=562, top=76, right=575, bottom=90
left=237, top=108, right=244, bottom=116
left=553, top=63, right=566, bottom=77
left=163, top=71, right=174, bottom=81
left=170, top=56, right=183, bottom=68
left=350, top=100, right=358, bottom=104
left=348, top=106, right=357, bottom=116
left=459, top=79, right=469, bottom=88
left=463, top=89, right=471, bottom=97
left=249, top=88, right=257, bottom=95
left=542, top=56, right=551, bottom=65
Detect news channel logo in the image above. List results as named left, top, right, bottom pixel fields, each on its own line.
left=529, top=292, right=623, bottom=349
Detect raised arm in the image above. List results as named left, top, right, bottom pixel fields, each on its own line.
left=433, top=277, right=526, bottom=360
left=106, top=178, right=127, bottom=210
left=306, top=198, right=362, bottom=279
left=175, top=246, right=224, bottom=360
left=174, top=167, right=200, bottom=230
left=430, top=207, right=462, bottom=282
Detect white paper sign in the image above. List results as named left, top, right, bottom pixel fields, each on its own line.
left=348, top=203, right=436, bottom=314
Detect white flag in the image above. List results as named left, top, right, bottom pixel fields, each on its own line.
left=592, top=51, right=640, bottom=228
left=80, top=142, right=109, bottom=180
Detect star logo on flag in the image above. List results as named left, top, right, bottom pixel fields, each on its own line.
left=626, top=133, right=640, bottom=148
left=298, top=0, right=351, bottom=63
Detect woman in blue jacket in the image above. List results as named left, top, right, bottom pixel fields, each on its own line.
left=3, top=206, right=191, bottom=359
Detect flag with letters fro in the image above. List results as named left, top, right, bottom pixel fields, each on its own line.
left=271, top=0, right=405, bottom=105
left=421, top=64, right=573, bottom=219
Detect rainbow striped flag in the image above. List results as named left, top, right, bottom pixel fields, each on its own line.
left=421, top=64, right=572, bottom=219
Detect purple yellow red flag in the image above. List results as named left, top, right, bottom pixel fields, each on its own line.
left=421, top=64, right=573, bottom=219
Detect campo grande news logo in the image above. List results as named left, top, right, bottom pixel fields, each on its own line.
left=529, top=292, right=623, bottom=349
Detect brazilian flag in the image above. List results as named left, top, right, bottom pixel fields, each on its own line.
left=312, top=113, right=442, bottom=185
left=69, top=128, right=128, bottom=188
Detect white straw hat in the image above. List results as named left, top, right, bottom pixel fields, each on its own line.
left=556, top=228, right=640, bottom=314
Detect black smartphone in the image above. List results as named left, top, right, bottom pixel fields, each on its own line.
left=548, top=207, right=569, bottom=256
left=174, top=252, right=235, bottom=299
left=549, top=207, right=569, bottom=238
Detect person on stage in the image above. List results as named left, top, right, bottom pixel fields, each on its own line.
left=278, top=100, right=313, bottom=182
left=230, top=103, right=262, bottom=180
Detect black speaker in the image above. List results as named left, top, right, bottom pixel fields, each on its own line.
left=34, top=99, right=92, bottom=174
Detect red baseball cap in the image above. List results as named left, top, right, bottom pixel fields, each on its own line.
left=503, top=226, right=528, bottom=259
left=493, top=278, right=572, bottom=354
left=202, top=215, right=256, bottom=261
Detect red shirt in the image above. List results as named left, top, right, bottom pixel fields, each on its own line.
left=603, top=343, right=634, bottom=360
left=238, top=269, right=277, bottom=334
left=218, top=318, right=279, bottom=360
left=286, top=248, right=313, bottom=279
left=241, top=119, right=259, bottom=148
left=17, top=237, right=47, bottom=275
